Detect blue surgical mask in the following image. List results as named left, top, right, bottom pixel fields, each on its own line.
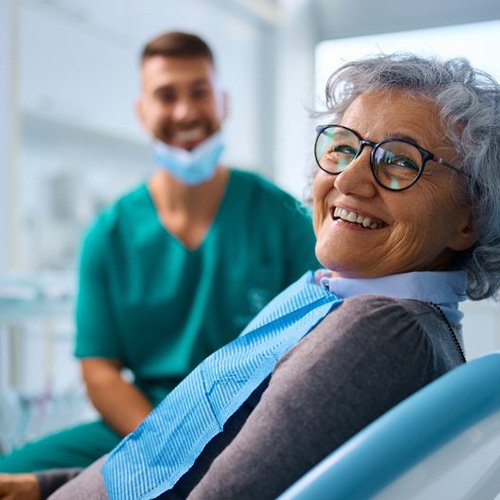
left=153, top=132, right=225, bottom=185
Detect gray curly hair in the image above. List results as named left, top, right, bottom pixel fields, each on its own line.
left=318, top=53, right=500, bottom=300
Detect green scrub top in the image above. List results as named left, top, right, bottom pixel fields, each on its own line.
left=75, top=169, right=319, bottom=406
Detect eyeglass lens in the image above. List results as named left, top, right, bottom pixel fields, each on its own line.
left=315, top=126, right=423, bottom=190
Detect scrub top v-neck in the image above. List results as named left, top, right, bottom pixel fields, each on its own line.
left=75, top=169, right=319, bottom=406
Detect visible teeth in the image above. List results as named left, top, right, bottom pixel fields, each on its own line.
left=333, top=207, right=382, bottom=229
left=176, top=128, right=204, bottom=141
left=346, top=212, right=357, bottom=223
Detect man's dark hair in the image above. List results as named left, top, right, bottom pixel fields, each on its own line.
left=141, top=31, right=214, bottom=66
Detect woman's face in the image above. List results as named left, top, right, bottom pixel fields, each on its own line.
left=313, top=90, right=476, bottom=278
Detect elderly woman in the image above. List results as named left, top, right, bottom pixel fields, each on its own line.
left=2, top=52, right=500, bottom=500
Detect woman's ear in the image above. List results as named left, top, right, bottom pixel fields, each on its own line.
left=448, top=207, right=476, bottom=252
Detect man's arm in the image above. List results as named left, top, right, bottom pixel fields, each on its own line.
left=81, top=358, right=153, bottom=437
left=0, top=473, right=40, bottom=500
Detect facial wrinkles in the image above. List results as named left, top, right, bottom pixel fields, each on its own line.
left=380, top=182, right=456, bottom=272
left=313, top=91, right=471, bottom=278
left=381, top=224, right=428, bottom=273
left=342, top=93, right=445, bottom=153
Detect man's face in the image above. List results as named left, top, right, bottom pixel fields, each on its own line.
left=136, top=55, right=227, bottom=151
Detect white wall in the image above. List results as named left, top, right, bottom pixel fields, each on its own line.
left=462, top=299, right=500, bottom=359
left=0, top=0, right=20, bottom=270
left=273, top=0, right=317, bottom=199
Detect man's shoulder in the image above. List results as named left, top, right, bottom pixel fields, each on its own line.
left=230, top=168, right=285, bottom=195
left=110, top=182, right=149, bottom=210
left=229, top=168, right=308, bottom=212
left=88, top=182, right=149, bottom=234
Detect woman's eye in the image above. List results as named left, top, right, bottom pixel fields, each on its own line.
left=390, top=156, right=419, bottom=171
left=386, top=155, right=419, bottom=171
left=333, top=144, right=357, bottom=157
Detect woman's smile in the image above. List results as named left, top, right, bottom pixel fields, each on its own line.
left=331, top=206, right=387, bottom=230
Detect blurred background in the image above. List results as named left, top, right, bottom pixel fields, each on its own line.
left=1, top=0, right=500, bottom=453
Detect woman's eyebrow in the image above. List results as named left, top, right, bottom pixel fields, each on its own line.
left=384, top=133, right=420, bottom=146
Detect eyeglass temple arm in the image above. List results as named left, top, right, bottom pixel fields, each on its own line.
left=432, top=156, right=463, bottom=174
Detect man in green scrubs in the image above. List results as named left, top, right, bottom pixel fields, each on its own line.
left=0, top=31, right=318, bottom=471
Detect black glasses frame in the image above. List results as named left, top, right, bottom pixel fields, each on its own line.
left=314, top=124, right=461, bottom=192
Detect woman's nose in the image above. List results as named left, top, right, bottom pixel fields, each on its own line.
left=333, top=148, right=377, bottom=197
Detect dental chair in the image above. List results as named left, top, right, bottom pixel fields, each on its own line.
left=279, top=352, right=500, bottom=500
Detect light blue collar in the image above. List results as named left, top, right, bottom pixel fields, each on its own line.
left=318, top=270, right=467, bottom=304
left=318, top=270, right=467, bottom=327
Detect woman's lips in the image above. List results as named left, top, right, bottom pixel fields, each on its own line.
left=331, top=206, right=387, bottom=230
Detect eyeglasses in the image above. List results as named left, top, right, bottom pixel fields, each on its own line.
left=314, top=124, right=461, bottom=191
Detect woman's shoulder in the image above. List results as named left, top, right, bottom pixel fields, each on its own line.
left=334, top=295, right=456, bottom=342
left=322, top=295, right=432, bottom=326
left=308, top=295, right=432, bottom=351
left=315, top=295, right=463, bottom=368
left=334, top=295, right=435, bottom=322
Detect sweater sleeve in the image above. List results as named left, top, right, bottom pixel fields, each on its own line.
left=36, top=468, right=82, bottom=499
left=188, top=295, right=453, bottom=499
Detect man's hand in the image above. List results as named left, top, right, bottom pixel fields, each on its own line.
left=0, top=473, right=40, bottom=500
